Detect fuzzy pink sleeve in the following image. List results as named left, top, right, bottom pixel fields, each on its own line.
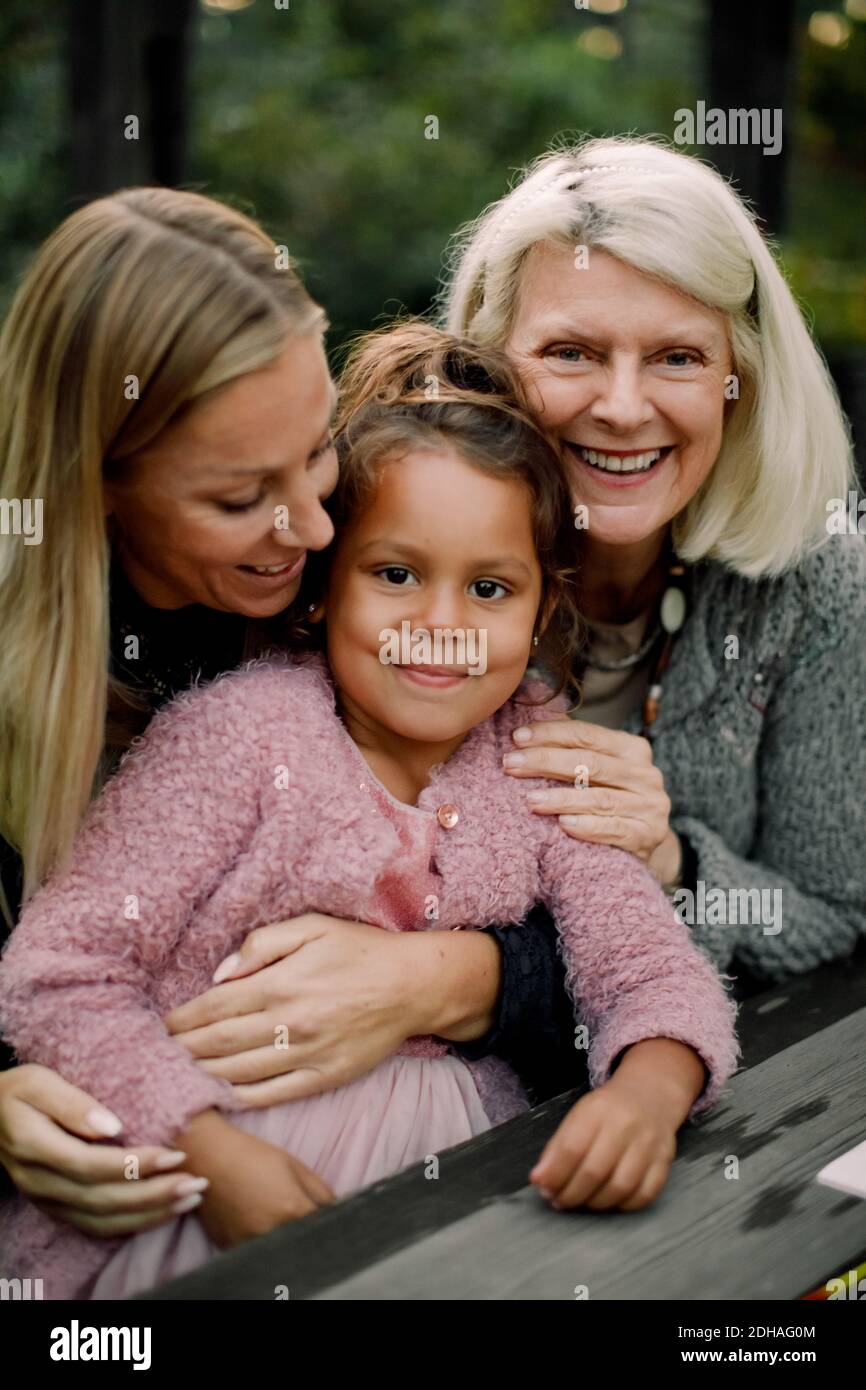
left=538, top=833, right=740, bottom=1117
left=0, top=672, right=276, bottom=1146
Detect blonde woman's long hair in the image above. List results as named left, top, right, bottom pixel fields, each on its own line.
left=0, top=188, right=325, bottom=921
left=440, top=135, right=855, bottom=577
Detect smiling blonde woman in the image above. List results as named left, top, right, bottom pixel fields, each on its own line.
left=441, top=134, right=866, bottom=982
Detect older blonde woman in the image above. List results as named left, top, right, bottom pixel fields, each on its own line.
left=441, top=135, right=866, bottom=998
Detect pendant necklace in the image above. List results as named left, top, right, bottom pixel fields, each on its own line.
left=578, top=550, right=689, bottom=738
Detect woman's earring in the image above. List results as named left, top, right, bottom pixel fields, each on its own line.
left=532, top=635, right=539, bottom=648
left=308, top=603, right=316, bottom=614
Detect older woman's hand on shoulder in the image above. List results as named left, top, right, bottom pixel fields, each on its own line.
left=503, top=717, right=683, bottom=887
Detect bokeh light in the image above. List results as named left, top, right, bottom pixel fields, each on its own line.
left=576, top=26, right=623, bottom=59
left=808, top=11, right=852, bottom=45
left=200, top=0, right=256, bottom=14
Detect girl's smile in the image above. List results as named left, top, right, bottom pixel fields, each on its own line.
left=394, top=666, right=470, bottom=688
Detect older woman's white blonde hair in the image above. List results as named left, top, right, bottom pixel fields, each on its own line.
left=440, top=135, right=854, bottom=576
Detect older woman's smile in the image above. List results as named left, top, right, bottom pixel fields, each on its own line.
left=564, top=441, right=676, bottom=481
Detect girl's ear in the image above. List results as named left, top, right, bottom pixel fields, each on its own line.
left=534, top=591, right=558, bottom=642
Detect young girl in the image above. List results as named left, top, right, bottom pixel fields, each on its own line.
left=0, top=324, right=738, bottom=1299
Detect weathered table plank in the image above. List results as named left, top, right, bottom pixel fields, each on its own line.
left=311, top=1008, right=866, bottom=1300
left=143, top=949, right=866, bottom=1301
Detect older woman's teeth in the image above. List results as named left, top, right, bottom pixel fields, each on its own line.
left=252, top=563, right=293, bottom=574
left=579, top=447, right=662, bottom=473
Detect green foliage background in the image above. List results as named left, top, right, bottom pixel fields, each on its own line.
left=0, top=0, right=864, bottom=352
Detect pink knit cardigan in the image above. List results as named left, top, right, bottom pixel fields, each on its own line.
left=0, top=654, right=739, bottom=1296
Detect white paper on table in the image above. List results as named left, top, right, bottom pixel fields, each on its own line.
left=816, top=1139, right=866, bottom=1199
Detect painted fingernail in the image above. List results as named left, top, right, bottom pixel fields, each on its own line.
left=527, top=790, right=550, bottom=805
left=154, top=1150, right=187, bottom=1170
left=513, top=727, right=532, bottom=744
left=171, top=1192, right=204, bottom=1215
left=503, top=752, right=526, bottom=769
left=86, top=1108, right=123, bottom=1137
left=212, top=952, right=241, bottom=984
left=175, top=1176, right=209, bottom=1197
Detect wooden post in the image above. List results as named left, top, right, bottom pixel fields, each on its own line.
left=708, top=0, right=796, bottom=235
left=66, top=0, right=195, bottom=201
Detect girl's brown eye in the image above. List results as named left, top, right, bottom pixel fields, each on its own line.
left=470, top=579, right=508, bottom=600
left=375, top=566, right=416, bottom=586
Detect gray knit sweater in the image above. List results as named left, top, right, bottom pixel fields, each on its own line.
left=611, top=532, right=866, bottom=981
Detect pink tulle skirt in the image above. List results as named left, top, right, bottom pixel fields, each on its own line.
left=90, top=1054, right=492, bottom=1299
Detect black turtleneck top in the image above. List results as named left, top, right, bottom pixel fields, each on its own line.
left=109, top=557, right=250, bottom=708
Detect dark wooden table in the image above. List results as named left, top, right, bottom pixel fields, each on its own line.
left=145, top=948, right=866, bottom=1301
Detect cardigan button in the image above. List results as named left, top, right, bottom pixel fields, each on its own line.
left=437, top=803, right=460, bottom=829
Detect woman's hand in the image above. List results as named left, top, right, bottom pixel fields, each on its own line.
left=503, top=717, right=682, bottom=886
left=178, top=1110, right=334, bottom=1249
left=165, top=914, right=501, bottom=1108
left=528, top=1038, right=706, bottom=1211
left=0, top=1064, right=199, bottom=1237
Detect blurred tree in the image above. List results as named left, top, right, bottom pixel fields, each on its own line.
left=0, top=2, right=64, bottom=311
left=0, top=0, right=863, bottom=382
left=188, top=0, right=698, bottom=348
